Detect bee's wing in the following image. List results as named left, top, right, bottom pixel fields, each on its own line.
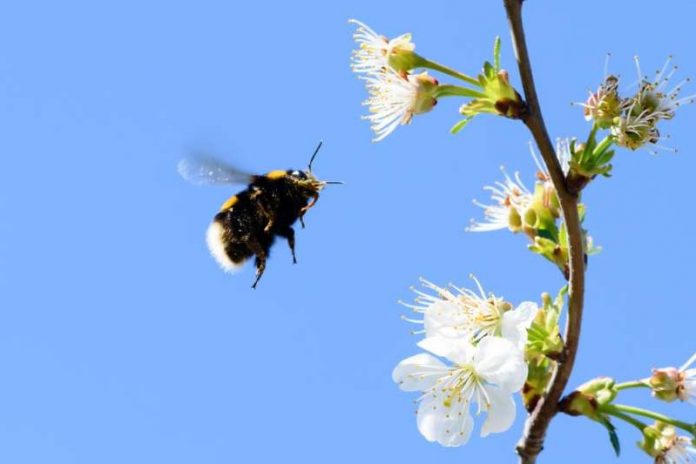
left=177, top=155, right=255, bottom=186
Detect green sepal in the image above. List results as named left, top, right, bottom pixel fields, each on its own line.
left=569, top=129, right=617, bottom=182
left=528, top=236, right=566, bottom=270
left=483, top=61, right=495, bottom=79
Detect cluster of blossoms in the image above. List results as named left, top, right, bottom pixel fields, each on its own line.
left=467, top=141, right=599, bottom=275
left=349, top=20, right=526, bottom=142
left=393, top=277, right=539, bottom=446
left=558, top=354, right=696, bottom=460
left=468, top=141, right=569, bottom=235
left=349, top=19, right=439, bottom=142
left=581, top=57, right=695, bottom=153
left=643, top=356, right=696, bottom=462
left=349, top=20, right=695, bottom=461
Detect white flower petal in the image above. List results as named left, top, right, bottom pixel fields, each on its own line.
left=423, top=300, right=468, bottom=339
left=469, top=169, right=532, bottom=233
left=660, top=436, right=696, bottom=463
left=417, top=392, right=474, bottom=447
left=418, top=336, right=475, bottom=365
left=501, top=301, right=538, bottom=349
left=480, top=385, right=517, bottom=437
left=473, top=337, right=527, bottom=393
left=392, top=353, right=449, bottom=392
left=678, top=352, right=696, bottom=372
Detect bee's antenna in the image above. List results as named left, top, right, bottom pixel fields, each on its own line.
left=307, top=140, right=323, bottom=173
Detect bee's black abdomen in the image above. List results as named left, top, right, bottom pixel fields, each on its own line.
left=206, top=193, right=272, bottom=272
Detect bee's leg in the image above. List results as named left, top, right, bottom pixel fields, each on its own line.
left=258, top=203, right=274, bottom=232
left=251, top=188, right=275, bottom=232
left=276, top=226, right=297, bottom=264
left=298, top=193, right=319, bottom=229
left=300, top=193, right=319, bottom=215
left=247, top=237, right=269, bottom=289
left=251, top=256, right=267, bottom=289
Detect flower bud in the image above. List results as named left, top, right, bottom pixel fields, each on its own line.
left=541, top=292, right=553, bottom=308
left=460, top=66, right=527, bottom=119
left=559, top=377, right=616, bottom=418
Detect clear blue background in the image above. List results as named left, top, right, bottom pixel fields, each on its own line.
left=1, top=1, right=694, bottom=462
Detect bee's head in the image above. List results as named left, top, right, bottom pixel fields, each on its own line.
left=287, top=169, right=326, bottom=192
left=288, top=140, right=343, bottom=192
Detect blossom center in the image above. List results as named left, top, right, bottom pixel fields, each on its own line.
left=436, top=365, right=489, bottom=411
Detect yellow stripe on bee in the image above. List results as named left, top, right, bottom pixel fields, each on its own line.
left=265, top=170, right=287, bottom=180
left=220, top=195, right=238, bottom=211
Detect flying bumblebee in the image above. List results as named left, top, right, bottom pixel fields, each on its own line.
left=178, top=142, right=341, bottom=288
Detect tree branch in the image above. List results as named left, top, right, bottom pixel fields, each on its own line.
left=502, top=1, right=586, bottom=462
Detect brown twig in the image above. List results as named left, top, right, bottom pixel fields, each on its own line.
left=502, top=1, right=586, bottom=462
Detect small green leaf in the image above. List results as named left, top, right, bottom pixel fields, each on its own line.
left=493, top=36, right=501, bottom=71
left=598, top=417, right=621, bottom=456
left=450, top=117, right=473, bottom=134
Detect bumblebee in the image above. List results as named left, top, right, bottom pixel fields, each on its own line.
left=178, top=142, right=341, bottom=288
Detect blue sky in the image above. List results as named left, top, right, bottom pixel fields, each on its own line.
left=1, top=1, right=694, bottom=462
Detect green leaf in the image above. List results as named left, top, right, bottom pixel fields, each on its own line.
left=450, top=117, right=473, bottom=134
left=553, top=285, right=568, bottom=318
left=493, top=36, right=501, bottom=71
left=598, top=417, right=621, bottom=456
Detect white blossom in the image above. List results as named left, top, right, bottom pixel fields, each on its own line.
left=401, top=277, right=537, bottom=349
left=349, top=19, right=415, bottom=76
left=656, top=435, right=696, bottom=464
left=393, top=336, right=527, bottom=447
left=580, top=75, right=622, bottom=125
left=650, top=353, right=696, bottom=404
left=614, top=57, right=695, bottom=151
left=468, top=168, right=533, bottom=232
left=677, top=353, right=696, bottom=404
left=361, top=70, right=438, bottom=142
